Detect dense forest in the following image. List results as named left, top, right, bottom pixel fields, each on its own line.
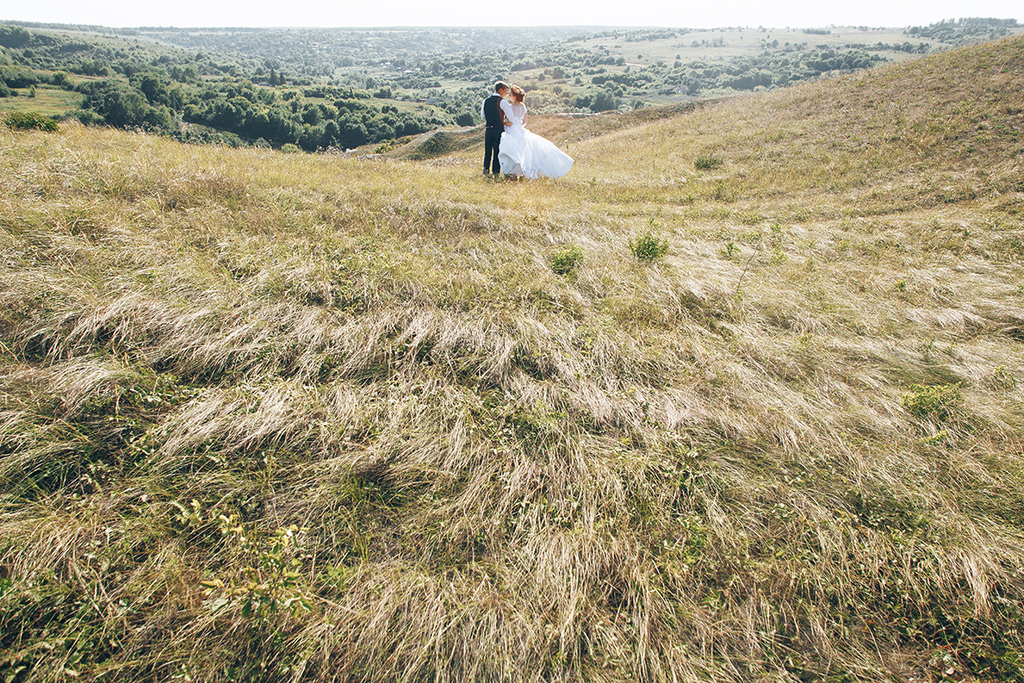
left=0, top=24, right=454, bottom=150
left=1, top=18, right=1020, bottom=151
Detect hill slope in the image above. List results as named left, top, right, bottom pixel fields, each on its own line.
left=1, top=36, right=1023, bottom=682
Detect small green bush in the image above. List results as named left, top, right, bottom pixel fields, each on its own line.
left=629, top=232, right=669, bottom=262
left=901, top=384, right=963, bottom=422
left=4, top=111, right=58, bottom=132
left=987, top=365, right=1017, bottom=391
left=550, top=245, right=585, bottom=276
left=695, top=154, right=724, bottom=170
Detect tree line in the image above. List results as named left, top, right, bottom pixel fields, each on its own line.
left=906, top=18, right=1018, bottom=45
left=0, top=25, right=456, bottom=150
left=69, top=75, right=453, bottom=150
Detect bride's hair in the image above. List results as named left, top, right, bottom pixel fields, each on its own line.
left=510, top=84, right=526, bottom=103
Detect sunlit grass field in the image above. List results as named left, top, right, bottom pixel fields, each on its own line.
left=0, top=85, right=84, bottom=117
left=563, top=25, right=1024, bottom=65
left=1, top=34, right=1023, bottom=682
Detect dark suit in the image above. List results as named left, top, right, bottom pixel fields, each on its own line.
left=482, top=93, right=504, bottom=175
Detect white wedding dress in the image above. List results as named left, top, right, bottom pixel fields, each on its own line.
left=498, top=103, right=574, bottom=179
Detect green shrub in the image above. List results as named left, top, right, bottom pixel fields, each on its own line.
left=4, top=111, right=58, bottom=132
left=988, top=365, right=1017, bottom=391
left=201, top=514, right=312, bottom=620
left=695, top=154, right=724, bottom=170
left=901, top=384, right=963, bottom=422
left=74, top=109, right=105, bottom=126
left=629, top=231, right=669, bottom=262
left=550, top=245, right=585, bottom=276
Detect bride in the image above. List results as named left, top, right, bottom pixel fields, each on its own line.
left=498, top=84, right=574, bottom=179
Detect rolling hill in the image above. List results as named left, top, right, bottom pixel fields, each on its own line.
left=1, top=33, right=1023, bottom=682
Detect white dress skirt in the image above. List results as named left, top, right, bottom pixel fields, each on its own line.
left=498, top=104, right=573, bottom=179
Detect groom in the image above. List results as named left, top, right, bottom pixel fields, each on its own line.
left=481, top=81, right=510, bottom=176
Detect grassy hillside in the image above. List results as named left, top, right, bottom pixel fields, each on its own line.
left=1, top=34, right=1023, bottom=683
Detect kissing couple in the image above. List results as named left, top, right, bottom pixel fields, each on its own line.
left=481, top=81, right=574, bottom=180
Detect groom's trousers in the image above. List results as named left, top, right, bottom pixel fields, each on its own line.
left=484, top=127, right=502, bottom=175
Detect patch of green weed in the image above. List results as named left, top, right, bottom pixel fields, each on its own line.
left=902, top=384, right=963, bottom=422
left=549, top=244, right=585, bottom=276
left=629, top=231, right=669, bottom=262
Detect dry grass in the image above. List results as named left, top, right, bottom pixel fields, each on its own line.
left=1, top=36, right=1024, bottom=682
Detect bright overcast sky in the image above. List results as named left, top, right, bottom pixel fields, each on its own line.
left=2, top=0, right=1020, bottom=30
